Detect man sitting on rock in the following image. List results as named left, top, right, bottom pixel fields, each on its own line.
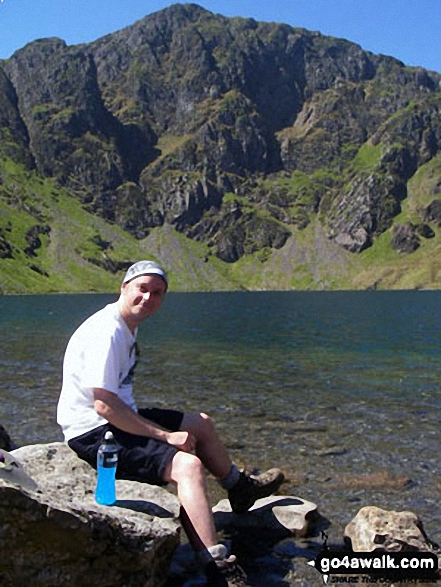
left=57, top=260, right=284, bottom=584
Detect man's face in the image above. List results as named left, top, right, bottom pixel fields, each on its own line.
left=120, top=274, right=167, bottom=328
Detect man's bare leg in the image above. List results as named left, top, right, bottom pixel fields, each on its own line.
left=180, top=411, right=285, bottom=515
left=163, top=450, right=218, bottom=549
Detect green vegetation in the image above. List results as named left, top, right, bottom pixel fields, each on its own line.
left=351, top=142, right=383, bottom=172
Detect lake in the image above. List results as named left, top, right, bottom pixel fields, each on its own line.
left=1, top=290, right=440, bottom=584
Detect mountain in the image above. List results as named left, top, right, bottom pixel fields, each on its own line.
left=1, top=3, right=441, bottom=293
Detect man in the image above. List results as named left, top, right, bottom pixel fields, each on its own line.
left=57, top=260, right=284, bottom=583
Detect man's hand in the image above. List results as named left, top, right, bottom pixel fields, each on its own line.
left=166, top=431, right=197, bottom=453
left=93, top=388, right=197, bottom=450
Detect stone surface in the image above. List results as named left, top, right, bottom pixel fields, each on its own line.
left=328, top=173, right=404, bottom=253
left=0, top=450, right=39, bottom=491
left=213, top=495, right=321, bottom=537
left=0, top=442, right=181, bottom=587
left=344, top=506, right=440, bottom=562
left=391, top=223, right=421, bottom=254
left=424, top=199, right=441, bottom=226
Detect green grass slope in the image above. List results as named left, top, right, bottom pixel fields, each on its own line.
left=0, top=158, right=238, bottom=293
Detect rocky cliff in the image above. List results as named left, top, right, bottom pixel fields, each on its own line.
left=1, top=3, right=441, bottom=291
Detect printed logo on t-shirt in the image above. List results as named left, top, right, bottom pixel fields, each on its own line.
left=120, top=341, right=139, bottom=386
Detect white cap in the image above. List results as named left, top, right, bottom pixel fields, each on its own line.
left=122, top=261, right=168, bottom=288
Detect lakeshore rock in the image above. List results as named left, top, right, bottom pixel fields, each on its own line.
left=0, top=442, right=180, bottom=587
left=213, top=495, right=322, bottom=537
left=344, top=506, right=441, bottom=565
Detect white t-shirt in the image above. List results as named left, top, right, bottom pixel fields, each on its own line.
left=57, top=302, right=138, bottom=442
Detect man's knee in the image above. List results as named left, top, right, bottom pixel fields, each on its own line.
left=199, top=412, right=214, bottom=431
left=195, top=412, right=216, bottom=439
left=182, top=411, right=215, bottom=438
left=169, top=451, right=204, bottom=483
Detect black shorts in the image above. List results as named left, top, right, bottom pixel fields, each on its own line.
left=68, top=407, right=184, bottom=486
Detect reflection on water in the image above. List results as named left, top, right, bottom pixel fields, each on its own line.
left=1, top=291, right=441, bottom=576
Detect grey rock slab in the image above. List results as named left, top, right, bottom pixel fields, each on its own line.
left=0, top=442, right=181, bottom=587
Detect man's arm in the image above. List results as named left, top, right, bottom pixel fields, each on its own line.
left=93, top=388, right=195, bottom=452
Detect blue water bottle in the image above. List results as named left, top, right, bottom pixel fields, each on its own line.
left=95, top=431, right=118, bottom=505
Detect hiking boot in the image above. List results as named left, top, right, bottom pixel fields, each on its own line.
left=228, top=468, right=284, bottom=514
left=205, top=555, right=249, bottom=586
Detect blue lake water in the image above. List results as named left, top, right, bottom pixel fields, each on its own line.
left=1, top=290, right=440, bottom=583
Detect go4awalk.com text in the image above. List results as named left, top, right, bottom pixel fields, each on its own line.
left=308, top=551, right=439, bottom=584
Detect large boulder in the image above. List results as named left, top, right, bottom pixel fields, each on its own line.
left=344, top=506, right=440, bottom=562
left=0, top=442, right=180, bottom=587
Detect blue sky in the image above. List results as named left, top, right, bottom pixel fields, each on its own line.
left=0, top=0, right=440, bottom=73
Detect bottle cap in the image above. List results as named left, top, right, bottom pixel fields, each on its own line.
left=104, top=431, right=114, bottom=441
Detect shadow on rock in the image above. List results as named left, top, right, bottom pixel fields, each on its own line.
left=114, top=499, right=176, bottom=518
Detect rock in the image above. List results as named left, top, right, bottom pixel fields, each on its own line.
left=0, top=442, right=180, bottom=587
left=415, top=223, right=435, bottom=239
left=390, top=222, right=435, bottom=254
left=213, top=495, right=322, bottom=537
left=334, top=228, right=372, bottom=253
left=0, top=450, right=39, bottom=491
left=317, top=446, right=348, bottom=457
left=141, top=171, right=222, bottom=232
left=424, top=199, right=441, bottom=226
left=344, top=506, right=441, bottom=562
left=169, top=496, right=326, bottom=587
left=187, top=206, right=291, bottom=263
left=4, top=39, right=157, bottom=210
left=328, top=173, right=405, bottom=253
left=0, top=228, right=14, bottom=259
left=331, top=471, right=413, bottom=490
left=24, top=224, right=51, bottom=257
left=0, top=65, right=33, bottom=166
left=391, top=223, right=421, bottom=254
